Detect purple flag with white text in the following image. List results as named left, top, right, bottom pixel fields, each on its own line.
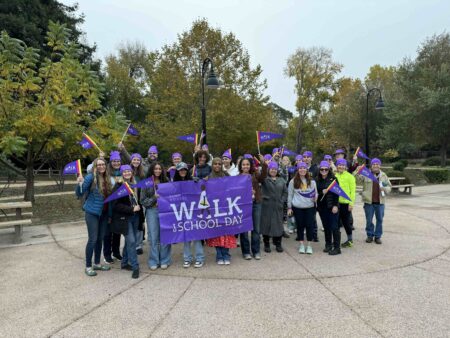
left=257, top=131, right=284, bottom=144
left=131, top=176, right=154, bottom=189
left=127, top=124, right=139, bottom=136
left=157, top=175, right=253, bottom=244
left=357, top=165, right=378, bottom=182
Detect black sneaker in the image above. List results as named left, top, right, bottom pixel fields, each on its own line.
left=136, top=248, right=143, bottom=255
left=282, top=231, right=290, bottom=239
left=375, top=238, right=382, bottom=244
left=275, top=246, right=284, bottom=253
left=366, top=237, right=374, bottom=243
left=121, top=264, right=133, bottom=271
left=132, top=269, right=139, bottom=279
left=329, top=247, right=341, bottom=255
left=113, top=253, right=123, bottom=261
left=313, top=238, right=319, bottom=243
left=323, top=246, right=332, bottom=253
left=342, top=240, right=353, bottom=248
left=264, top=245, right=271, bottom=253
left=104, top=257, right=114, bottom=264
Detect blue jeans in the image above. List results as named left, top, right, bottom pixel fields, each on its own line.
left=216, top=247, right=231, bottom=261
left=183, top=240, right=205, bottom=263
left=122, top=214, right=139, bottom=270
left=240, top=202, right=261, bottom=256
left=136, top=230, right=144, bottom=250
left=364, top=203, right=385, bottom=239
left=85, top=211, right=108, bottom=268
left=146, top=208, right=171, bottom=267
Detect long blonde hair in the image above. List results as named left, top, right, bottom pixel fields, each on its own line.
left=91, top=158, right=113, bottom=197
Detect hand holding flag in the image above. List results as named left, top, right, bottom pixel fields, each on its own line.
left=320, top=179, right=352, bottom=202
left=104, top=182, right=135, bottom=203
left=356, top=164, right=378, bottom=182
left=354, top=147, right=370, bottom=161
left=79, top=133, right=102, bottom=152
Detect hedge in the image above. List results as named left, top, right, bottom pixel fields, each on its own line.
left=423, top=169, right=449, bottom=183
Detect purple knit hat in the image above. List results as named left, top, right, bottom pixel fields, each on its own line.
left=324, top=155, right=332, bottom=160
left=303, top=151, right=312, bottom=157
left=295, top=154, right=303, bottom=162
left=172, top=152, right=182, bottom=160
left=272, top=148, right=279, bottom=155
left=319, top=160, right=330, bottom=169
left=371, top=158, right=382, bottom=166
left=336, top=158, right=347, bottom=167
left=268, top=161, right=279, bottom=170
left=296, top=161, right=308, bottom=169
left=130, top=153, right=142, bottom=161
left=222, top=149, right=232, bottom=159
left=264, top=154, right=272, bottom=161
left=334, top=149, right=345, bottom=155
left=148, top=145, right=158, bottom=154
left=110, top=151, right=121, bottom=162
left=120, top=164, right=132, bottom=174
left=244, top=154, right=253, bottom=159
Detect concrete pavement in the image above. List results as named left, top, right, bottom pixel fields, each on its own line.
left=0, top=184, right=449, bottom=337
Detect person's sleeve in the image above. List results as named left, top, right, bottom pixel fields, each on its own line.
left=349, top=174, right=356, bottom=206
left=257, top=162, right=268, bottom=182
left=282, top=180, right=288, bottom=204
left=113, top=197, right=134, bottom=215
left=140, top=188, right=156, bottom=208
left=313, top=180, right=318, bottom=202
left=76, top=174, right=93, bottom=197
left=287, top=180, right=294, bottom=209
left=383, top=173, right=392, bottom=194
left=120, top=147, right=131, bottom=163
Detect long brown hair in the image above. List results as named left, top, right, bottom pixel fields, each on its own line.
left=210, top=157, right=227, bottom=178
left=91, top=157, right=113, bottom=197
left=293, top=170, right=312, bottom=189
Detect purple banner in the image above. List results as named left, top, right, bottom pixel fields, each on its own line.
left=177, top=133, right=197, bottom=144
left=257, top=131, right=284, bottom=144
left=357, top=165, right=378, bottom=183
left=356, top=148, right=370, bottom=160
left=78, top=136, right=93, bottom=149
left=157, top=175, right=253, bottom=244
left=127, top=123, right=139, bottom=136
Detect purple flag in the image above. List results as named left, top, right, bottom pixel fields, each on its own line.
left=328, top=181, right=352, bottom=202
left=168, top=168, right=176, bottom=181
left=79, top=136, right=93, bottom=149
left=297, top=190, right=316, bottom=198
left=63, top=160, right=81, bottom=175
left=131, top=177, right=154, bottom=189
left=355, top=147, right=370, bottom=160
left=104, top=182, right=134, bottom=203
left=280, top=148, right=297, bottom=156
left=257, top=131, right=284, bottom=144
left=127, top=124, right=139, bottom=136
left=157, top=175, right=253, bottom=244
left=177, top=133, right=198, bottom=144
left=357, top=165, right=378, bottom=182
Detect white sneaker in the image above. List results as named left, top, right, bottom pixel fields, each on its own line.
left=183, top=261, right=191, bottom=268
left=149, top=265, right=158, bottom=271
left=288, top=229, right=294, bottom=234
left=194, top=261, right=204, bottom=268
left=160, top=264, right=168, bottom=270
left=299, top=244, right=305, bottom=254
left=306, top=246, right=313, bottom=255
left=217, top=260, right=225, bottom=265
left=224, top=260, right=231, bottom=265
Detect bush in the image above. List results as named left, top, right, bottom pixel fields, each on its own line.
left=392, top=161, right=406, bottom=171
left=423, top=157, right=441, bottom=166
left=398, top=159, right=408, bottom=168
left=423, top=169, right=449, bottom=183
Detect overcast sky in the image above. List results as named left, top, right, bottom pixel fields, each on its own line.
left=62, top=0, right=449, bottom=113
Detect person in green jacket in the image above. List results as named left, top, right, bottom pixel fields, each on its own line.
left=334, top=158, right=356, bottom=248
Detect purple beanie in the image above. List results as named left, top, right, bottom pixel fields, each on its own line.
left=222, top=149, right=232, bottom=159
left=244, top=154, right=253, bottom=159
left=296, top=161, right=308, bottom=169
left=324, top=155, right=332, bottom=160
left=110, top=151, right=121, bottom=162
left=130, top=153, right=142, bottom=162
left=264, top=154, right=272, bottom=161
left=371, top=158, right=382, bottom=166
left=268, top=161, right=279, bottom=170
left=334, top=149, right=345, bottom=155
left=120, top=164, right=132, bottom=174
left=172, top=152, right=182, bottom=160
left=295, top=154, right=303, bottom=161
left=272, top=148, right=279, bottom=155
left=148, top=145, right=158, bottom=154
left=336, top=158, right=347, bottom=167
left=303, top=151, right=312, bottom=157
left=319, top=160, right=330, bottom=169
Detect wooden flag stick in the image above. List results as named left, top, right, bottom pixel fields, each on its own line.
left=120, top=123, right=131, bottom=143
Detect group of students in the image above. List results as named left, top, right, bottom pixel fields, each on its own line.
left=76, top=143, right=391, bottom=279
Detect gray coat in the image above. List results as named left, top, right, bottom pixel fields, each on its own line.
left=260, top=177, right=287, bottom=237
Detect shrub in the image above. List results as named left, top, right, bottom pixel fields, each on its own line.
left=423, top=169, right=449, bottom=183
left=382, top=149, right=400, bottom=163
left=423, top=157, right=441, bottom=166
left=398, top=159, right=408, bottom=168
left=392, top=162, right=406, bottom=171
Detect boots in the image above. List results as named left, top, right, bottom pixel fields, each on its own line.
left=329, top=229, right=341, bottom=255
left=263, top=235, right=271, bottom=253
left=323, top=229, right=332, bottom=252
left=274, top=236, right=284, bottom=252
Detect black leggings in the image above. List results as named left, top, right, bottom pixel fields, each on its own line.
left=292, top=206, right=316, bottom=241
left=339, top=204, right=352, bottom=236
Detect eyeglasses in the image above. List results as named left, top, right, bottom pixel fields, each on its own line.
left=320, top=168, right=329, bottom=172
left=97, top=164, right=106, bottom=167
left=149, top=152, right=157, bottom=155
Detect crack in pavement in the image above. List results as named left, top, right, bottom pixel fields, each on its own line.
left=412, top=264, right=450, bottom=279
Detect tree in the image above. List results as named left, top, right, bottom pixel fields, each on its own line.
left=0, top=0, right=96, bottom=65
left=0, top=22, right=104, bottom=201
left=285, top=47, right=342, bottom=152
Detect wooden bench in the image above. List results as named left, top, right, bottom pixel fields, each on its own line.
left=391, top=184, right=414, bottom=195
left=0, top=202, right=33, bottom=243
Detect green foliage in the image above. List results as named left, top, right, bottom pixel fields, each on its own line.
left=423, top=157, right=450, bottom=166
left=392, top=161, right=406, bottom=171
left=423, top=169, right=449, bottom=183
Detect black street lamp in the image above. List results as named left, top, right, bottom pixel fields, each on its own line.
left=365, top=88, right=385, bottom=163
left=200, top=58, right=220, bottom=145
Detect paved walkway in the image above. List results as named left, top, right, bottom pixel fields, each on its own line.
left=0, top=185, right=449, bottom=337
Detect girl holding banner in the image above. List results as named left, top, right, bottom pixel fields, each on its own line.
left=76, top=158, right=113, bottom=277
left=238, top=154, right=267, bottom=260
left=140, top=162, right=171, bottom=270
left=287, top=162, right=318, bottom=255
left=111, top=165, right=141, bottom=279
left=260, top=162, right=288, bottom=253
left=316, top=161, right=341, bottom=255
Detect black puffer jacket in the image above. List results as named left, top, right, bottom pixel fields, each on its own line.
left=111, top=183, right=138, bottom=235
left=316, top=174, right=339, bottom=210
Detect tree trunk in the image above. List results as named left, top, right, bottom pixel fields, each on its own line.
left=24, top=149, right=35, bottom=202
left=440, top=141, right=447, bottom=167
left=295, top=114, right=304, bottom=154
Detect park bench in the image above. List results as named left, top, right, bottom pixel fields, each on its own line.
left=389, top=177, right=414, bottom=195
left=0, top=201, right=33, bottom=243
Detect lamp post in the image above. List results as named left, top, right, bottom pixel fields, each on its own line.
left=200, top=58, right=220, bottom=146
left=365, top=88, right=385, bottom=163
